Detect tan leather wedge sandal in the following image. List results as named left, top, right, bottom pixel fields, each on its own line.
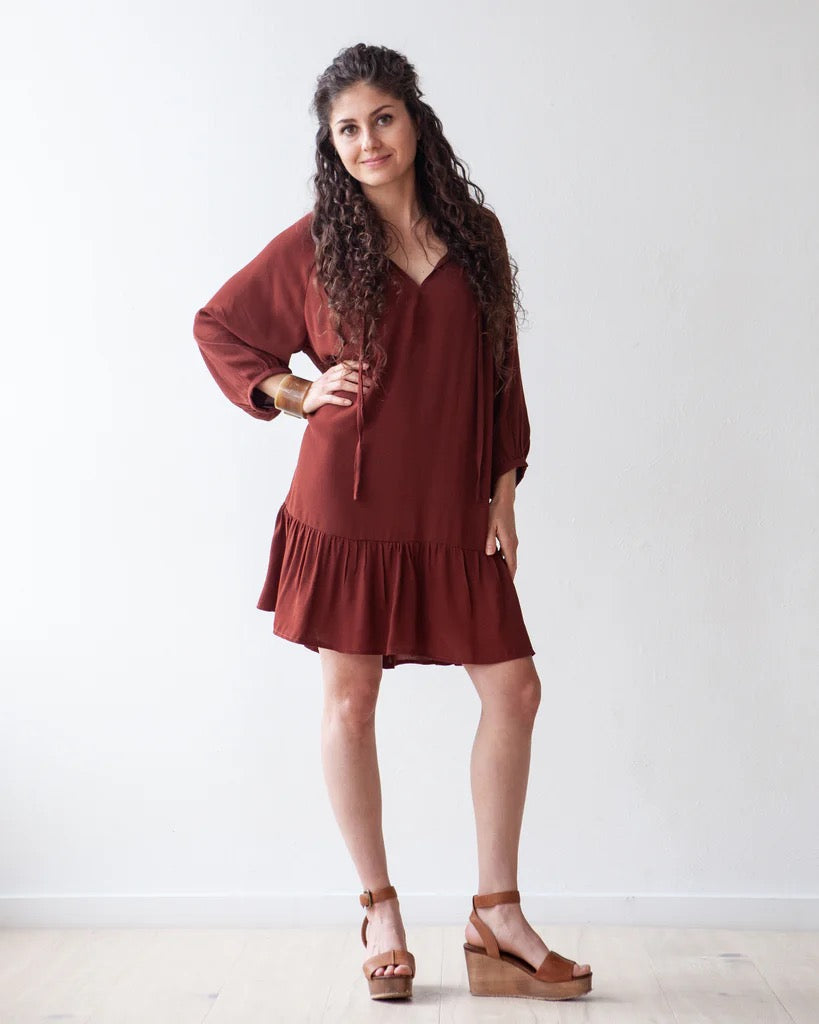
left=359, top=885, right=416, bottom=1000
left=463, top=889, right=592, bottom=1000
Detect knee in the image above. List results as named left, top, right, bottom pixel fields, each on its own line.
left=489, top=674, right=541, bottom=725
left=329, top=687, right=380, bottom=729
left=469, top=658, right=542, bottom=723
left=516, top=676, right=541, bottom=723
left=321, top=654, right=382, bottom=729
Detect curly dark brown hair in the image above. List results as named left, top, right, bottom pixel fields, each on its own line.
left=307, top=42, right=528, bottom=400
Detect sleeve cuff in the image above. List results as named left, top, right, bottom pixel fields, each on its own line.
left=251, top=386, right=280, bottom=410
left=247, top=365, right=290, bottom=419
left=492, top=457, right=528, bottom=492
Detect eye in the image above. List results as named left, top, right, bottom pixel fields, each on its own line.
left=340, top=113, right=393, bottom=136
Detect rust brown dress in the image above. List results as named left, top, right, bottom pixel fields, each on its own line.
left=193, top=211, right=534, bottom=668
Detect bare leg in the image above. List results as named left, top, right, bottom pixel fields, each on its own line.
left=462, top=655, right=591, bottom=978
left=318, top=648, right=411, bottom=977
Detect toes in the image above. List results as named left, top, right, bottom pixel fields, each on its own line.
left=376, top=964, right=411, bottom=976
left=369, top=954, right=412, bottom=979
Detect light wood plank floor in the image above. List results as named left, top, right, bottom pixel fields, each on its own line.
left=0, top=924, right=816, bottom=1023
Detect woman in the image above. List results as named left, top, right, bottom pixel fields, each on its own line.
left=193, top=43, right=592, bottom=1003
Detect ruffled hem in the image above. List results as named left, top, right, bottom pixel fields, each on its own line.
left=256, top=503, right=535, bottom=670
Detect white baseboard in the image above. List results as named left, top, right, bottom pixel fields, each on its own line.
left=0, top=893, right=816, bottom=929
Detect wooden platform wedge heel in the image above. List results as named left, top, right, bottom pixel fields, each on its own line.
left=359, top=885, right=416, bottom=1000
left=463, top=889, right=592, bottom=1000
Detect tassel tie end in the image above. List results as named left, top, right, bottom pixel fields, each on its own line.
left=475, top=320, right=486, bottom=503
left=352, top=354, right=364, bottom=501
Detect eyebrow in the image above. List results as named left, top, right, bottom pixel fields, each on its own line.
left=335, top=104, right=395, bottom=127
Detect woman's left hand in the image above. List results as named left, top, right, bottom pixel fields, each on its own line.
left=485, top=497, right=519, bottom=579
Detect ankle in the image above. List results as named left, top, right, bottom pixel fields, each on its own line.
left=476, top=902, right=522, bottom=922
left=368, top=897, right=401, bottom=916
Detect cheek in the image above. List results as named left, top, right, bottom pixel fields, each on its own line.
left=396, top=127, right=417, bottom=153
left=334, top=140, right=356, bottom=167
left=338, top=148, right=363, bottom=176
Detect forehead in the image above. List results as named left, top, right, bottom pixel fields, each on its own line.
left=331, top=81, right=402, bottom=124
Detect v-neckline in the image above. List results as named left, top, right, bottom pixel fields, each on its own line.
left=387, top=251, right=450, bottom=289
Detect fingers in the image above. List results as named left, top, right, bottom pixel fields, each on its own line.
left=339, top=359, right=370, bottom=376
left=494, top=532, right=518, bottom=575
left=337, top=360, right=371, bottom=384
left=325, top=360, right=373, bottom=406
left=486, top=513, right=519, bottom=579
left=334, top=360, right=373, bottom=395
left=304, top=360, right=374, bottom=415
left=502, top=547, right=517, bottom=579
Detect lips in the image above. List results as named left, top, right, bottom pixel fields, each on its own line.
left=362, top=155, right=390, bottom=166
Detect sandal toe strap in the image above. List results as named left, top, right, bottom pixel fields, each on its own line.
left=362, top=949, right=416, bottom=979
left=534, top=949, right=577, bottom=982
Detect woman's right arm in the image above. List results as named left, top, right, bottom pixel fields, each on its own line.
left=193, top=214, right=373, bottom=419
left=251, top=372, right=293, bottom=408
left=192, top=216, right=314, bottom=421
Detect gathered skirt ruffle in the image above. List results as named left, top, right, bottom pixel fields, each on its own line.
left=256, top=503, right=535, bottom=669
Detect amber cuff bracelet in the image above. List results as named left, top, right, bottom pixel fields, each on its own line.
left=273, top=374, right=312, bottom=418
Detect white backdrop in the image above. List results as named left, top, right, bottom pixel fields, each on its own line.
left=2, top=0, right=817, bottom=928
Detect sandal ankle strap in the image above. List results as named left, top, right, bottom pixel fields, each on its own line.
left=360, top=884, right=400, bottom=949
left=360, top=884, right=398, bottom=908
left=472, top=889, right=520, bottom=910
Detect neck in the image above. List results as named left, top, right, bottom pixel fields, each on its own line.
left=362, top=167, right=423, bottom=231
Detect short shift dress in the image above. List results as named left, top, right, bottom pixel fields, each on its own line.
left=193, top=210, right=535, bottom=669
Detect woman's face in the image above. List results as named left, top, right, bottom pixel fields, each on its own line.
left=329, top=81, right=419, bottom=192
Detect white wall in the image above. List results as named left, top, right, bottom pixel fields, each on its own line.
left=2, top=0, right=817, bottom=928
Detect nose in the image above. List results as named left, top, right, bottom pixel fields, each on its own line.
left=360, top=127, right=380, bottom=152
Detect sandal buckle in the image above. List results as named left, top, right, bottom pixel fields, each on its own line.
left=362, top=888, right=374, bottom=907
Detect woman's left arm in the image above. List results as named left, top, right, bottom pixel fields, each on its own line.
left=487, top=344, right=529, bottom=579
left=486, top=469, right=520, bottom=577
left=484, top=211, right=531, bottom=579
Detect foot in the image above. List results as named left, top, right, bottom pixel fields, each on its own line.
left=464, top=901, right=591, bottom=979
left=364, top=896, right=413, bottom=978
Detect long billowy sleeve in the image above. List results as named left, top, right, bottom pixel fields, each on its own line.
left=491, top=335, right=531, bottom=492
left=489, top=214, right=531, bottom=493
left=192, top=215, right=314, bottom=421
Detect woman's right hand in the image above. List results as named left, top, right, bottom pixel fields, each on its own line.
left=302, top=359, right=373, bottom=416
